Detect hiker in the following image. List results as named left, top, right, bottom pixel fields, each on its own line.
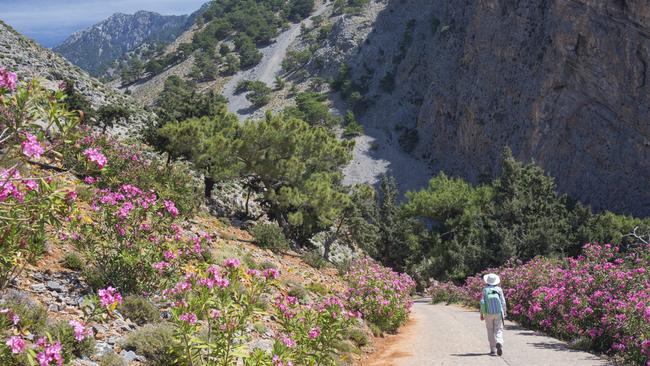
left=480, top=273, right=507, bottom=356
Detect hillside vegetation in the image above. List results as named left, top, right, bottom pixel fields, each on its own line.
left=0, top=69, right=415, bottom=365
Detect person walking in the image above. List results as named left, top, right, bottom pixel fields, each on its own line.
left=480, top=273, right=507, bottom=356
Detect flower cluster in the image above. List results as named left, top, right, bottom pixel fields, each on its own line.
left=429, top=243, right=650, bottom=365
left=0, top=73, right=80, bottom=291
left=68, top=320, right=93, bottom=341
left=273, top=294, right=360, bottom=365
left=98, top=286, right=123, bottom=311
left=82, top=148, right=107, bottom=169
left=68, top=183, right=192, bottom=293
left=163, top=260, right=278, bottom=365
left=21, top=132, right=45, bottom=159
left=0, top=68, right=17, bottom=91
left=345, top=258, right=416, bottom=333
left=2, top=309, right=91, bottom=366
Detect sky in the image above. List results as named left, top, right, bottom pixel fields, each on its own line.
left=0, top=0, right=208, bottom=48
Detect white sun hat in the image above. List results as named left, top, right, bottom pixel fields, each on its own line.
left=483, top=273, right=500, bottom=286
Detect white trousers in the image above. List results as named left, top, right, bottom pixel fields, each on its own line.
left=484, top=313, right=504, bottom=351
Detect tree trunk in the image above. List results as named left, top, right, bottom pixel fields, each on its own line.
left=245, top=186, right=252, bottom=218
left=204, top=176, right=215, bottom=200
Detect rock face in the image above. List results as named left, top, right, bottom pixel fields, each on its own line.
left=316, top=0, right=650, bottom=216
left=54, top=11, right=195, bottom=76
left=1, top=21, right=125, bottom=106
left=0, top=20, right=152, bottom=132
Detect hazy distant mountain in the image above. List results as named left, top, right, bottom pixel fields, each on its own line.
left=53, top=10, right=199, bottom=76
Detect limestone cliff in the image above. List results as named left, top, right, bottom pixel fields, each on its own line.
left=315, top=0, right=650, bottom=215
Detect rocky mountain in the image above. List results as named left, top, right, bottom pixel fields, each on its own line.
left=54, top=10, right=198, bottom=76
left=306, top=0, right=650, bottom=216
left=0, top=20, right=150, bottom=132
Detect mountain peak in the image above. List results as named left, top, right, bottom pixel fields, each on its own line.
left=53, top=10, right=193, bottom=76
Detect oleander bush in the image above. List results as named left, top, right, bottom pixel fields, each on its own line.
left=428, top=243, right=650, bottom=365
left=0, top=70, right=80, bottom=290
left=345, top=258, right=416, bottom=333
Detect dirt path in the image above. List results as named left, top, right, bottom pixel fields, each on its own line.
left=222, top=2, right=329, bottom=120
left=366, top=299, right=611, bottom=366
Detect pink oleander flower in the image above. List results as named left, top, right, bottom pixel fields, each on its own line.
left=83, top=176, right=98, bottom=184
left=23, top=179, right=38, bottom=191
left=117, top=201, right=134, bottom=219
left=163, top=199, right=179, bottom=217
left=68, top=320, right=92, bottom=341
left=36, top=340, right=63, bottom=366
left=65, top=191, right=78, bottom=202
left=308, top=327, right=321, bottom=339
left=83, top=148, right=107, bottom=169
left=223, top=258, right=241, bottom=268
left=6, top=336, right=25, bottom=354
left=179, top=312, right=198, bottom=325
left=280, top=334, right=296, bottom=348
left=263, top=268, right=280, bottom=280
left=21, top=132, right=44, bottom=158
left=153, top=261, right=170, bottom=272
left=0, top=68, right=18, bottom=91
left=98, top=286, right=122, bottom=309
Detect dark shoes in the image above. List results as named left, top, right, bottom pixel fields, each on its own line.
left=496, top=343, right=503, bottom=356
left=489, top=351, right=496, bottom=356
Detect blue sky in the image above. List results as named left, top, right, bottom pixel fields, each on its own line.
left=0, top=0, right=208, bottom=48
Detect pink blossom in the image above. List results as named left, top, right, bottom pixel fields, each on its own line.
left=83, top=176, right=98, bottom=184
left=223, top=258, right=241, bottom=268
left=0, top=68, right=18, bottom=91
left=23, top=179, right=38, bottom=191
left=163, top=199, right=179, bottom=217
left=209, top=309, right=222, bottom=319
left=308, top=327, right=321, bottom=339
left=68, top=320, right=92, bottom=341
left=21, top=132, right=44, bottom=158
left=280, top=334, right=296, bottom=348
left=35, top=340, right=63, bottom=366
left=83, top=148, right=107, bottom=169
left=263, top=268, right=280, bottom=280
left=6, top=336, right=25, bottom=354
left=179, top=312, right=197, bottom=325
left=98, top=286, right=122, bottom=309
left=65, top=191, right=78, bottom=202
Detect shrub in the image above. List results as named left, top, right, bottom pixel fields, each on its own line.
left=306, top=282, right=329, bottom=296
left=0, top=72, right=80, bottom=290
left=63, top=132, right=202, bottom=216
left=346, top=258, right=416, bottom=333
left=163, top=259, right=279, bottom=365
left=343, top=121, right=364, bottom=138
left=273, top=296, right=359, bottom=365
left=99, top=351, right=127, bottom=366
left=61, top=253, right=84, bottom=271
left=2, top=292, right=48, bottom=334
left=45, top=320, right=96, bottom=361
left=118, top=295, right=160, bottom=326
left=245, top=81, right=272, bottom=107
left=345, top=327, right=369, bottom=347
left=123, top=323, right=178, bottom=366
left=259, top=261, right=278, bottom=270
left=303, top=249, right=328, bottom=269
left=68, top=185, right=209, bottom=293
left=285, top=281, right=309, bottom=301
left=429, top=243, right=650, bottom=365
left=251, top=222, right=290, bottom=253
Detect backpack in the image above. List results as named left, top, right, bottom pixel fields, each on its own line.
left=482, top=287, right=503, bottom=315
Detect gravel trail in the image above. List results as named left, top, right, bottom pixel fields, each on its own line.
left=222, top=3, right=329, bottom=120
left=367, top=300, right=610, bottom=366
